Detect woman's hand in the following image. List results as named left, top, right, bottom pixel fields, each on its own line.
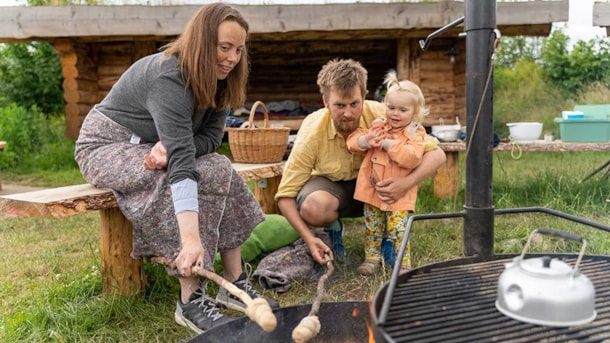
left=175, top=239, right=205, bottom=277
left=144, top=141, right=167, bottom=170
left=175, top=211, right=203, bottom=277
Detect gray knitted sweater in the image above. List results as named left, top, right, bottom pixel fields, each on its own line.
left=97, top=52, right=228, bottom=184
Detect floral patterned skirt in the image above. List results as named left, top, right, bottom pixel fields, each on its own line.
left=74, top=109, right=264, bottom=273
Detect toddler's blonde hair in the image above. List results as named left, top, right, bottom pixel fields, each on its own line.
left=383, top=70, right=429, bottom=124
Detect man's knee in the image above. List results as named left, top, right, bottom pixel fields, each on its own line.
left=300, top=192, right=338, bottom=226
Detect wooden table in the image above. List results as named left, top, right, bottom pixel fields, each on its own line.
left=435, top=140, right=610, bottom=198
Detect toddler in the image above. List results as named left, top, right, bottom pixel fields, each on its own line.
left=346, top=70, right=429, bottom=275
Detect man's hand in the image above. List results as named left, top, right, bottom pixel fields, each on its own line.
left=375, top=176, right=412, bottom=203
left=306, top=237, right=334, bottom=264
left=144, top=141, right=167, bottom=170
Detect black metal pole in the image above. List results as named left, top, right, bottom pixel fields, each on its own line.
left=463, top=0, right=496, bottom=258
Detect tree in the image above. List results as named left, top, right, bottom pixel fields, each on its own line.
left=0, top=42, right=65, bottom=114
left=540, top=31, right=610, bottom=95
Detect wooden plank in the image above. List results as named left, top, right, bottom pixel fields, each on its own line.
left=0, top=2, right=568, bottom=41
left=439, top=141, right=610, bottom=153
left=593, top=2, right=610, bottom=27
left=0, top=162, right=285, bottom=219
left=232, top=162, right=285, bottom=183
left=435, top=140, right=610, bottom=198
left=0, top=184, right=116, bottom=218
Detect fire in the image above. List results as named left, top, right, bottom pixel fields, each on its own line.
left=351, top=303, right=377, bottom=343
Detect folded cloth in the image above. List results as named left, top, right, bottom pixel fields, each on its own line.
left=253, top=232, right=331, bottom=293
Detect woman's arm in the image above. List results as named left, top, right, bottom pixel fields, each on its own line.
left=193, top=109, right=228, bottom=156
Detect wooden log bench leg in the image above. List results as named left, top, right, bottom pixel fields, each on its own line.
left=254, top=175, right=281, bottom=214
left=100, top=207, right=145, bottom=295
left=433, top=151, right=459, bottom=198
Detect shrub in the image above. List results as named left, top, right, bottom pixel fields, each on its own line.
left=0, top=103, right=77, bottom=171
left=0, top=42, right=65, bottom=115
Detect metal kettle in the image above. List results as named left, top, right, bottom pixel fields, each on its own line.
left=495, top=228, right=596, bottom=327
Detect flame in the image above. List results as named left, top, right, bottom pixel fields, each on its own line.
left=352, top=303, right=376, bottom=343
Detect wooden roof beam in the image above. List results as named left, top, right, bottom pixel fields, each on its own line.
left=0, top=1, right=568, bottom=42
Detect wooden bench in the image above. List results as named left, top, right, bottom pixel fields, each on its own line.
left=434, top=140, right=610, bottom=198
left=0, top=162, right=284, bottom=296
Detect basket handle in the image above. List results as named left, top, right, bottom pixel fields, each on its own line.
left=248, top=101, right=269, bottom=128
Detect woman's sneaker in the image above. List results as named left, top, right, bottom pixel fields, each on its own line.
left=216, top=272, right=279, bottom=312
left=175, top=287, right=233, bottom=334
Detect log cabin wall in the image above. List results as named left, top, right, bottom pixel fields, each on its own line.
left=55, top=39, right=161, bottom=138
left=247, top=38, right=398, bottom=109
left=56, top=35, right=465, bottom=138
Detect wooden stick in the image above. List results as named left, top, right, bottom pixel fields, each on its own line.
left=292, top=254, right=334, bottom=343
left=150, top=257, right=277, bottom=332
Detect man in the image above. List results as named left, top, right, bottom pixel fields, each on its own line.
left=275, top=59, right=446, bottom=265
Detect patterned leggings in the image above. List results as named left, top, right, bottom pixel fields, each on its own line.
left=363, top=203, right=411, bottom=269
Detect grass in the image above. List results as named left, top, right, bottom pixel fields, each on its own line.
left=1, top=75, right=609, bottom=341
left=1, top=151, right=608, bottom=342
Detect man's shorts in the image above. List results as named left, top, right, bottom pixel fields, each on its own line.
left=296, top=176, right=364, bottom=218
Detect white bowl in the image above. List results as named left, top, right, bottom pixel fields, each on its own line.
left=431, top=124, right=461, bottom=136
left=436, top=129, right=461, bottom=142
left=507, top=122, right=543, bottom=144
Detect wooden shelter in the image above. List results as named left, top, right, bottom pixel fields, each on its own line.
left=594, top=1, right=610, bottom=36
left=0, top=1, right=569, bottom=139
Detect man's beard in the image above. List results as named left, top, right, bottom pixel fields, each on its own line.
left=334, top=119, right=359, bottom=136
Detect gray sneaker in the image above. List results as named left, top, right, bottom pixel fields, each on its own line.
left=215, top=272, right=279, bottom=312
left=175, top=287, right=233, bottom=334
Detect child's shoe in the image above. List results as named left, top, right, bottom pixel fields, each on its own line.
left=357, top=258, right=381, bottom=275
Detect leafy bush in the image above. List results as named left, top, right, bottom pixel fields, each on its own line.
left=493, top=60, right=565, bottom=138
left=0, top=42, right=65, bottom=114
left=541, top=31, right=610, bottom=95
left=0, top=103, right=77, bottom=171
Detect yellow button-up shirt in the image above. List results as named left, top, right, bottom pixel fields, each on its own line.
left=275, top=100, right=438, bottom=199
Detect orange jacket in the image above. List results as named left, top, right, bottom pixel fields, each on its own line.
left=346, top=122, right=426, bottom=212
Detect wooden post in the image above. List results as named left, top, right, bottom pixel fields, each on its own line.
left=433, top=151, right=459, bottom=198
left=254, top=176, right=280, bottom=214
left=100, top=207, right=145, bottom=296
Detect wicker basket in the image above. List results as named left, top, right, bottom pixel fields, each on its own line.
left=226, top=101, right=291, bottom=163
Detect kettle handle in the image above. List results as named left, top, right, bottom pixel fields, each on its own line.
left=520, top=228, right=588, bottom=272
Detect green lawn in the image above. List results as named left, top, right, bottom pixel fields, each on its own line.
left=0, top=151, right=608, bottom=342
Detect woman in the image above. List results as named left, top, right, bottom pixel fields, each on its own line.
left=75, top=3, right=278, bottom=334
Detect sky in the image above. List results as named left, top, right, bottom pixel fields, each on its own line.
left=0, top=0, right=607, bottom=43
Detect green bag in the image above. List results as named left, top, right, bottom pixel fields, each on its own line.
left=215, top=214, right=300, bottom=263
